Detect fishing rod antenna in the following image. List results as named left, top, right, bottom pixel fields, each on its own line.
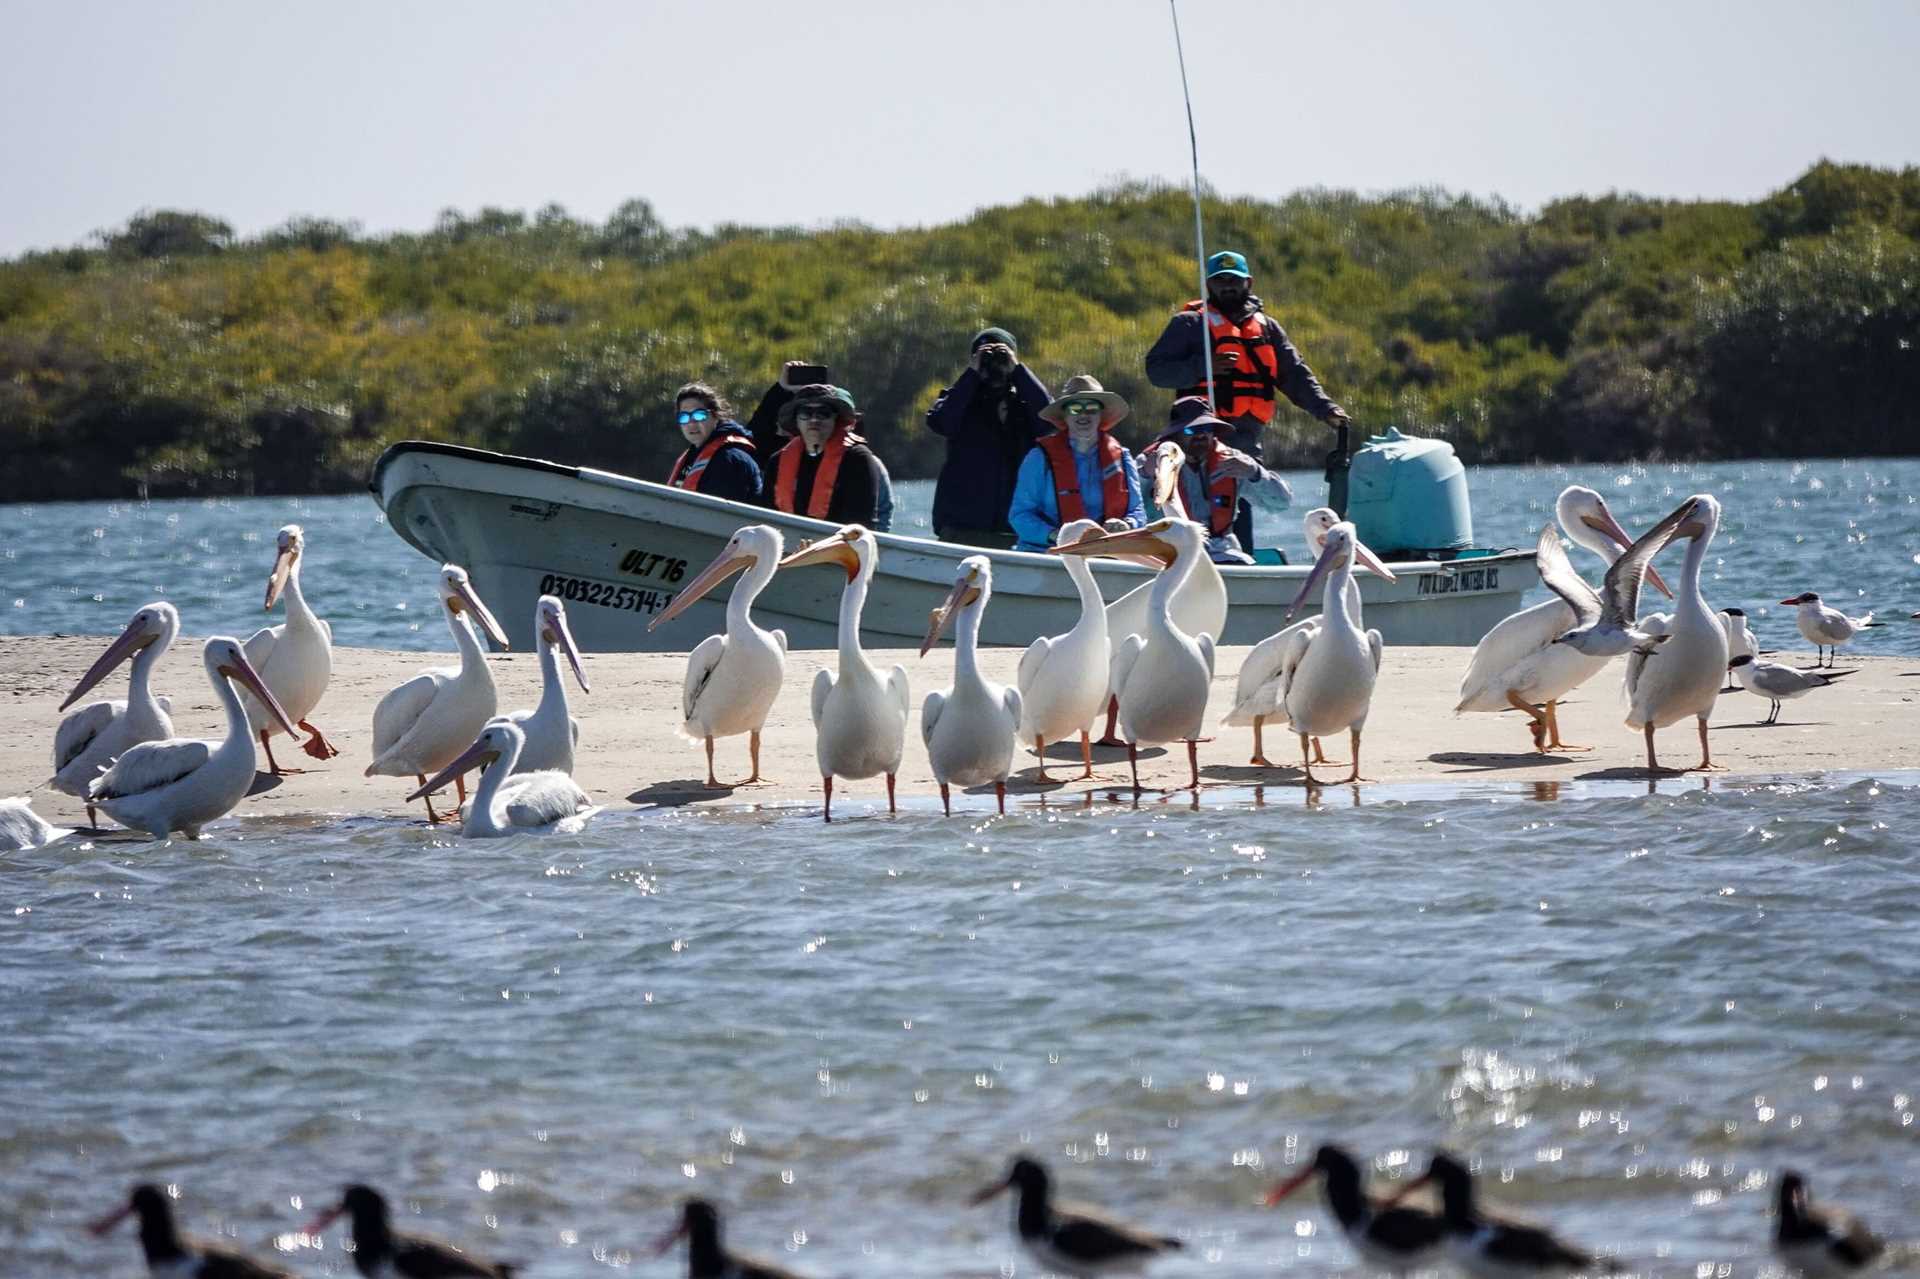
left=1168, top=0, right=1215, bottom=412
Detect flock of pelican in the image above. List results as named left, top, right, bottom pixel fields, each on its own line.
left=2, top=479, right=1888, bottom=846
left=91, top=1151, right=1885, bottom=1279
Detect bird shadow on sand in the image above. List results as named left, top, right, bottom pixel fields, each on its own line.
left=244, top=772, right=287, bottom=797
left=1714, top=720, right=1830, bottom=731
left=627, top=778, right=740, bottom=807
left=1202, top=763, right=1309, bottom=784
left=1429, top=751, right=1571, bottom=773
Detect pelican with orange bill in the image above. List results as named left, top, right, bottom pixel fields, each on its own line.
left=1274, top=522, right=1398, bottom=785
left=501, top=593, right=591, bottom=775
left=920, top=555, right=1021, bottom=814
left=239, top=523, right=340, bottom=775
left=50, top=600, right=179, bottom=827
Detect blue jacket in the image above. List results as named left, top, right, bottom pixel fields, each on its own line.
left=1008, top=438, right=1146, bottom=552
left=925, top=363, right=1053, bottom=534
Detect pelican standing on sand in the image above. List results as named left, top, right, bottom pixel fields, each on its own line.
left=648, top=524, right=787, bottom=786
left=1222, top=506, right=1342, bottom=766
left=88, top=637, right=300, bottom=839
left=778, top=526, right=909, bottom=819
left=365, top=564, right=509, bottom=821
left=409, top=720, right=598, bottom=838
left=921, top=556, right=1022, bottom=814
left=1782, top=591, right=1877, bottom=667
left=51, top=601, right=178, bottom=827
left=1016, top=520, right=1109, bottom=782
left=502, top=594, right=589, bottom=774
left=1277, top=522, right=1398, bottom=784
left=1621, top=494, right=1728, bottom=772
left=1456, top=486, right=1672, bottom=751
left=240, top=523, right=339, bottom=774
left=1058, top=517, right=1214, bottom=790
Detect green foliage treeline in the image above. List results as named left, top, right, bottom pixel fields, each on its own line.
left=2, top=160, right=1917, bottom=501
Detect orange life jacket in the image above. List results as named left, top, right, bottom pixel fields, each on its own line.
left=668, top=429, right=753, bottom=492
left=1038, top=432, right=1130, bottom=525
left=1176, top=450, right=1242, bottom=538
left=1178, top=299, right=1279, bottom=424
left=773, top=425, right=858, bottom=519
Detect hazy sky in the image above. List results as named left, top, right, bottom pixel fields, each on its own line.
left=4, top=0, right=1916, bottom=256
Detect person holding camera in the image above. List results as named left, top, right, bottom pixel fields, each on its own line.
left=1145, top=396, right=1293, bottom=565
left=1144, top=250, right=1348, bottom=551
left=924, top=327, right=1052, bottom=549
left=1007, top=375, right=1144, bottom=552
left=664, top=382, right=762, bottom=502
left=763, top=384, right=889, bottom=528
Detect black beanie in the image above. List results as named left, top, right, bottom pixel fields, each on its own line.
left=971, top=327, right=1018, bottom=352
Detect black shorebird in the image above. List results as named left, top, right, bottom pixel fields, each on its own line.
left=90, top=1183, right=294, bottom=1278
left=1265, top=1144, right=1446, bottom=1275
left=1387, top=1151, right=1617, bottom=1277
left=652, top=1199, right=815, bottom=1279
left=305, top=1184, right=516, bottom=1278
left=1774, top=1169, right=1885, bottom=1277
left=971, top=1154, right=1182, bottom=1277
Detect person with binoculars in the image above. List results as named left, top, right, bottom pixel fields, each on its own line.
left=924, top=327, right=1054, bottom=549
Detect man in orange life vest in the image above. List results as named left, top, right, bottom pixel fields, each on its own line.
left=761, top=384, right=888, bottom=527
left=664, top=382, right=762, bottom=502
left=1007, top=375, right=1146, bottom=552
left=1147, top=397, right=1294, bottom=565
left=1144, top=249, right=1349, bottom=551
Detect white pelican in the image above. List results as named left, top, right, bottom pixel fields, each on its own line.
left=1, top=797, right=73, bottom=851
left=648, top=524, right=787, bottom=787
left=1720, top=606, right=1755, bottom=691
left=921, top=556, right=1022, bottom=814
left=1621, top=494, right=1728, bottom=771
left=1730, top=654, right=1855, bottom=725
left=88, top=637, right=300, bottom=839
left=1782, top=591, right=1878, bottom=667
left=51, top=601, right=178, bottom=827
left=1548, top=493, right=1701, bottom=660
left=240, top=523, right=338, bottom=774
left=1222, top=506, right=1342, bottom=766
left=1099, top=443, right=1226, bottom=745
left=502, top=594, right=589, bottom=775
left=1275, top=522, right=1397, bottom=784
left=1455, top=486, right=1673, bottom=751
left=409, top=720, right=599, bottom=838
left=777, top=526, right=909, bottom=819
left=365, top=564, right=509, bottom=822
left=1016, top=520, right=1109, bottom=782
left=1058, top=517, right=1214, bottom=790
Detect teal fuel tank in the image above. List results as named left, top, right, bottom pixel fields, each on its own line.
left=1342, top=427, right=1472, bottom=558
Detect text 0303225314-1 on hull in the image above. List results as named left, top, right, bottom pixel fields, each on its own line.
left=369, top=442, right=1537, bottom=653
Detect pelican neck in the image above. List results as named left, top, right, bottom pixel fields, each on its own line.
left=534, top=630, right=569, bottom=720
left=281, top=557, right=320, bottom=633
left=1148, top=543, right=1199, bottom=636
left=469, top=737, right=521, bottom=836
left=127, top=628, right=170, bottom=712
left=729, top=551, right=777, bottom=635
left=1677, top=517, right=1716, bottom=621
left=1061, top=556, right=1105, bottom=637
left=1325, top=555, right=1362, bottom=634
left=837, top=554, right=875, bottom=670
left=954, top=591, right=986, bottom=684
left=445, top=602, right=488, bottom=670
left=208, top=654, right=254, bottom=759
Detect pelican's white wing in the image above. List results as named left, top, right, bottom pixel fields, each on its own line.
left=1197, top=633, right=1216, bottom=679
left=1277, top=624, right=1317, bottom=704
left=1001, top=685, right=1023, bottom=728
left=53, top=701, right=120, bottom=774
left=1109, top=634, right=1146, bottom=702
left=1624, top=614, right=1673, bottom=695
left=502, top=774, right=593, bottom=828
left=887, top=666, right=911, bottom=718
left=1368, top=629, right=1385, bottom=673
left=1016, top=635, right=1052, bottom=698
left=772, top=628, right=789, bottom=656
left=319, top=617, right=333, bottom=643
left=0, top=797, right=72, bottom=851
left=1455, top=596, right=1577, bottom=711
left=91, top=739, right=212, bottom=800
left=242, top=622, right=281, bottom=672
left=809, top=668, right=835, bottom=727
left=920, top=690, right=946, bottom=750
left=370, top=670, right=447, bottom=758
left=1224, top=619, right=1317, bottom=725
left=682, top=633, right=727, bottom=723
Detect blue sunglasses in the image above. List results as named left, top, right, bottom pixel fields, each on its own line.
left=676, top=409, right=713, bottom=425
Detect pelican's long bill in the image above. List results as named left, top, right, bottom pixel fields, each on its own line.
left=543, top=599, right=591, bottom=691
left=648, top=551, right=752, bottom=632
left=219, top=649, right=301, bottom=738
left=1053, top=520, right=1181, bottom=569
left=1151, top=443, right=1186, bottom=509
left=408, top=733, right=500, bottom=801
left=777, top=528, right=863, bottom=580
left=265, top=542, right=296, bottom=610
left=1287, top=530, right=1398, bottom=621
left=919, top=567, right=983, bottom=657
left=1582, top=506, right=1673, bottom=600
left=448, top=576, right=510, bottom=648
left=60, top=613, right=161, bottom=711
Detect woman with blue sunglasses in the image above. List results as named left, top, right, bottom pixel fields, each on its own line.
left=666, top=382, right=763, bottom=503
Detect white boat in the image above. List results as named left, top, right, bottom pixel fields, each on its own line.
left=370, top=442, right=1536, bottom=653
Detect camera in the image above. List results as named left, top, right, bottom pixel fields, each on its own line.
left=980, top=346, right=1015, bottom=374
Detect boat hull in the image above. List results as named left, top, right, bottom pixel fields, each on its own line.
left=371, top=443, right=1535, bottom=652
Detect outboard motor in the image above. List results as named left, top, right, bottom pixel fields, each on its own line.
left=1342, top=427, right=1472, bottom=560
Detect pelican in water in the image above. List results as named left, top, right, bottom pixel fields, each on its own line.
left=502, top=594, right=589, bottom=774
left=1618, top=494, right=1727, bottom=772
left=778, top=526, right=909, bottom=819
left=0, top=797, right=73, bottom=852
left=240, top=523, right=339, bottom=774
left=1016, top=520, right=1109, bottom=781
left=365, top=564, right=509, bottom=822
left=1099, top=442, right=1226, bottom=745
left=921, top=556, right=1022, bottom=814
left=89, top=637, right=300, bottom=839
left=409, top=720, right=599, bottom=838
left=51, top=601, right=178, bottom=827
left=1456, top=487, right=1672, bottom=751
left=648, top=524, right=787, bottom=786
left=1058, top=517, right=1214, bottom=790
left=1782, top=591, right=1878, bottom=667
left=1275, top=522, right=1397, bottom=785
left=1222, top=507, right=1342, bottom=766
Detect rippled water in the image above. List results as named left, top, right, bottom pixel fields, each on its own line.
left=6, top=775, right=1919, bottom=1277
left=3, top=458, right=1918, bottom=655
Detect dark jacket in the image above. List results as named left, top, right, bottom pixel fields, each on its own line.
left=925, top=363, right=1052, bottom=534
left=765, top=435, right=886, bottom=528
left=666, top=422, right=762, bottom=503
left=1144, top=295, right=1341, bottom=457
left=746, top=382, right=796, bottom=462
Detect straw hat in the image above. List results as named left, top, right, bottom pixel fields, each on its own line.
left=1039, top=374, right=1130, bottom=429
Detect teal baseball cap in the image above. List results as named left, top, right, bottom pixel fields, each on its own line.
left=1206, top=250, right=1251, bottom=279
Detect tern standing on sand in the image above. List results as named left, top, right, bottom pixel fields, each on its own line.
left=1782, top=591, right=1877, bottom=667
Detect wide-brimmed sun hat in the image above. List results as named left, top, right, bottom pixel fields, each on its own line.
left=776, top=384, right=858, bottom=428
left=1039, top=374, right=1129, bottom=429
left=1155, top=394, right=1230, bottom=443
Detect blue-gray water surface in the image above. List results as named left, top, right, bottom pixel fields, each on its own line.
left=4, top=776, right=1919, bottom=1277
